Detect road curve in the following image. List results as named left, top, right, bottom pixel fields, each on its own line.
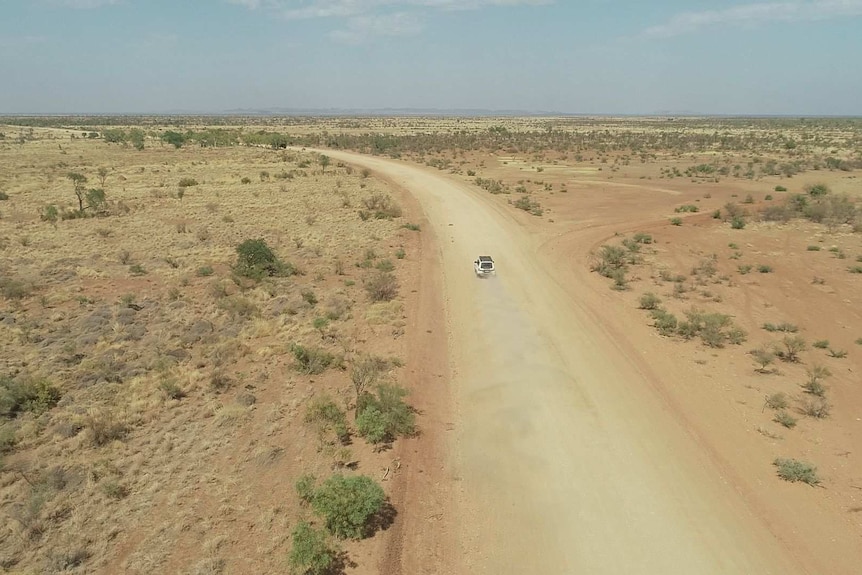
left=313, top=149, right=804, bottom=575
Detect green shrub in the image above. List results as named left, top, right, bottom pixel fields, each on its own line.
left=805, top=183, right=829, bottom=197
left=737, top=264, right=752, bottom=275
left=289, top=521, right=337, bottom=575
left=295, top=474, right=317, bottom=505
left=305, top=397, right=349, bottom=444
left=757, top=264, right=773, bottom=273
left=591, top=245, right=627, bottom=278
left=290, top=344, right=336, bottom=375
left=762, top=322, right=798, bottom=333
left=197, top=265, right=214, bottom=277
left=0, top=191, right=7, bottom=200
left=401, top=223, right=420, bottom=231
left=301, top=290, right=319, bottom=306
left=178, top=177, right=198, bottom=188
left=776, top=335, right=806, bottom=362
left=751, top=346, right=775, bottom=373
left=632, top=232, right=653, bottom=244
left=41, top=204, right=59, bottom=223
left=650, top=309, right=678, bottom=336
left=774, top=185, right=787, bottom=192
left=356, top=384, right=415, bottom=445
left=674, top=204, right=699, bottom=213
left=773, top=458, right=819, bottom=485
left=311, top=474, right=386, bottom=539
left=806, top=245, right=821, bottom=251
left=848, top=266, right=862, bottom=274
left=828, top=348, right=847, bottom=358
left=812, top=339, right=829, bottom=349
left=395, top=248, right=406, bottom=260
left=773, top=411, right=797, bottom=429
left=234, top=238, right=294, bottom=279
left=731, top=216, right=746, bottom=229
left=375, top=259, right=395, bottom=272
left=764, top=392, right=788, bottom=410
left=638, top=292, right=661, bottom=310
left=670, top=217, right=682, bottom=226
left=0, top=377, right=61, bottom=417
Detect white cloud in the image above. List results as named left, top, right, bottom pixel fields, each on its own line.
left=329, top=11, right=422, bottom=42
left=644, top=0, right=862, bottom=38
left=246, top=0, right=549, bottom=19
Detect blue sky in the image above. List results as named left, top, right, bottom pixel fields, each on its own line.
left=1, top=0, right=860, bottom=115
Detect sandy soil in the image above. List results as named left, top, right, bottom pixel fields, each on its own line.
left=318, top=149, right=859, bottom=575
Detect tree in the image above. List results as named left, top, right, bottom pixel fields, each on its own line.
left=311, top=474, right=385, bottom=539
left=86, top=188, right=107, bottom=213
left=319, top=154, right=331, bottom=173
left=161, top=130, right=186, bottom=148
left=128, top=128, right=145, bottom=150
left=97, top=167, right=108, bottom=188
left=67, top=172, right=88, bottom=212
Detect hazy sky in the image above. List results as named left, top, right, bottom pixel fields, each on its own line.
left=1, top=0, right=861, bottom=115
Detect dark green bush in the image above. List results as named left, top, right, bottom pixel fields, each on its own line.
left=356, top=384, right=415, bottom=445
left=311, top=474, right=386, bottom=539
left=773, top=458, right=819, bottom=485
left=234, top=238, right=294, bottom=279
left=289, top=521, right=337, bottom=575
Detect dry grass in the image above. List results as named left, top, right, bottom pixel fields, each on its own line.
left=0, top=125, right=417, bottom=573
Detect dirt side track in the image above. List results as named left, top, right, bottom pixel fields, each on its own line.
left=317, top=149, right=814, bottom=575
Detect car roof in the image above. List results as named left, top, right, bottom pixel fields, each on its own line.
left=478, top=255, right=493, bottom=261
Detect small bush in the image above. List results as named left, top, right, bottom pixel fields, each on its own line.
left=395, top=248, right=406, bottom=260
left=774, top=185, right=787, bottom=192
left=828, top=348, right=847, bottom=358
left=773, top=458, right=819, bottom=485
left=365, top=271, right=399, bottom=302
left=402, top=223, right=420, bottom=231
left=289, top=521, right=337, bottom=575
left=356, top=384, right=415, bottom=445
left=301, top=290, right=319, bottom=306
left=751, top=346, right=775, bottom=373
left=799, top=398, right=830, bottom=419
left=234, top=238, right=293, bottom=279
left=650, top=309, right=678, bottom=336
left=730, top=216, right=746, bottom=229
left=812, top=339, right=829, bottom=349
left=738, top=264, right=752, bottom=275
left=670, top=217, right=682, bottom=226
left=311, top=474, right=386, bottom=539
left=85, top=410, right=127, bottom=446
left=305, top=397, right=349, bottom=444
left=806, top=245, right=821, bottom=251
left=362, top=193, right=402, bottom=219
left=129, top=264, right=147, bottom=276
left=291, top=344, right=336, bottom=375
left=0, top=377, right=61, bottom=417
left=0, top=278, right=34, bottom=300
left=674, top=204, right=699, bottom=213
left=159, top=380, right=185, bottom=400
left=773, top=411, right=797, bottom=429
left=757, top=264, right=773, bottom=273
left=764, top=392, right=788, bottom=410
left=848, top=266, right=862, bottom=274
left=178, top=177, right=198, bottom=188
left=295, top=474, right=317, bottom=505
left=591, top=245, right=627, bottom=278
left=197, top=265, right=214, bottom=277
left=762, top=322, right=798, bottom=333
left=638, top=292, right=661, bottom=310
left=776, top=335, right=806, bottom=362
left=375, top=259, right=395, bottom=272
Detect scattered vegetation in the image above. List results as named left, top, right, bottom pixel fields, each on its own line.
left=773, top=458, right=820, bottom=485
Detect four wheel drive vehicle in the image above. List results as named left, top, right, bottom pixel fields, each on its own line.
left=474, top=255, right=495, bottom=276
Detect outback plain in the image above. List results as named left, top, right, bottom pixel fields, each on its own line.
left=0, top=116, right=861, bottom=574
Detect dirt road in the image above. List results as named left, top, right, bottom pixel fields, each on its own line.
left=317, top=150, right=804, bottom=574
